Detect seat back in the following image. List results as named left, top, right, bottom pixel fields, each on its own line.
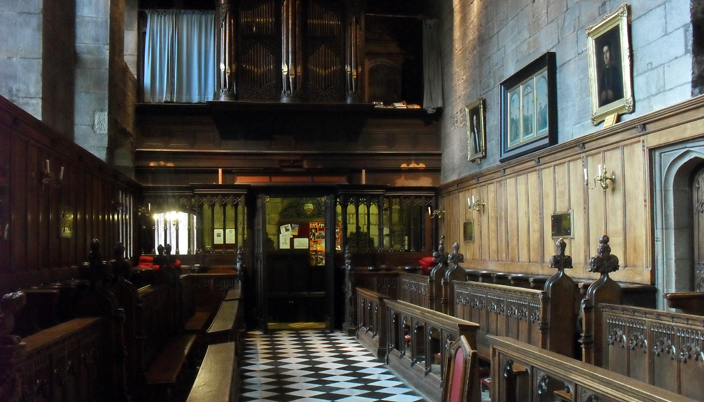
left=442, top=335, right=480, bottom=402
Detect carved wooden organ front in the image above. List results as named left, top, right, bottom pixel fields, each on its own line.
left=216, top=0, right=362, bottom=102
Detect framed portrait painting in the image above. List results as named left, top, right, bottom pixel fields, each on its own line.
left=500, top=52, right=557, bottom=163
left=465, top=98, right=486, bottom=164
left=587, top=3, right=634, bottom=125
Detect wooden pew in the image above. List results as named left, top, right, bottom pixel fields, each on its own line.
left=4, top=241, right=129, bottom=402
left=385, top=299, right=479, bottom=402
left=342, top=244, right=431, bottom=335
left=205, top=299, right=241, bottom=347
left=139, top=283, right=196, bottom=402
left=579, top=235, right=623, bottom=366
left=453, top=281, right=543, bottom=359
left=453, top=238, right=578, bottom=360
left=488, top=335, right=696, bottom=402
left=399, top=273, right=431, bottom=308
left=108, top=243, right=143, bottom=397
left=356, top=287, right=392, bottom=358
left=136, top=245, right=197, bottom=402
left=186, top=342, right=238, bottom=402
left=18, top=317, right=124, bottom=402
left=600, top=303, right=704, bottom=400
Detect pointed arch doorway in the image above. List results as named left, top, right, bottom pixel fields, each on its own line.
left=652, top=139, right=704, bottom=309
left=254, top=192, right=337, bottom=332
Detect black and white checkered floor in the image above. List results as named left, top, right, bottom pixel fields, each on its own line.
left=240, top=330, right=428, bottom=402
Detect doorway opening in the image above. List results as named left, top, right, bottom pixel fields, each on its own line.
left=263, top=196, right=337, bottom=330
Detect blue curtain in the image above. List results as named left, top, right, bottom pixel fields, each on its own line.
left=144, top=10, right=215, bottom=103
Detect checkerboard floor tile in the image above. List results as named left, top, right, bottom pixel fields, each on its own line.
left=240, top=330, right=428, bottom=402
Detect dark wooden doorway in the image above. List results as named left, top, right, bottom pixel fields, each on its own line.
left=255, top=194, right=336, bottom=331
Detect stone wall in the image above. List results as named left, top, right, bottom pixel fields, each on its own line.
left=0, top=0, right=74, bottom=138
left=42, top=0, right=76, bottom=138
left=75, top=0, right=110, bottom=160
left=109, top=0, right=138, bottom=176
left=432, top=0, right=694, bottom=183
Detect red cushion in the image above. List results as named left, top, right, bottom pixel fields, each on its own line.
left=449, top=349, right=467, bottom=402
left=418, top=256, right=435, bottom=274
left=139, top=255, right=154, bottom=263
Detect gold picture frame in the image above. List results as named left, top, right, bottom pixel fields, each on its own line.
left=463, top=220, right=474, bottom=243
left=60, top=206, right=74, bottom=238
left=587, top=3, right=634, bottom=125
left=465, top=98, right=486, bottom=164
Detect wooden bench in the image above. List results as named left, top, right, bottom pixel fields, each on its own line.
left=139, top=282, right=198, bottom=402
left=145, top=333, right=197, bottom=400
left=356, top=287, right=392, bottom=358
left=16, top=317, right=119, bottom=402
left=398, top=272, right=431, bottom=309
left=488, top=335, right=696, bottom=402
left=453, top=281, right=570, bottom=359
left=186, top=342, right=238, bottom=402
left=206, top=299, right=242, bottom=351
left=599, top=303, right=704, bottom=400
left=385, top=299, right=479, bottom=402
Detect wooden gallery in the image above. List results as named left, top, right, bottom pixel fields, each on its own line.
left=0, top=1, right=702, bottom=401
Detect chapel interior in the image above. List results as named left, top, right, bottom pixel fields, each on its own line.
left=1, top=0, right=704, bottom=401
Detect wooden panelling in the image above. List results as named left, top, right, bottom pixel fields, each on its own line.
left=440, top=97, right=704, bottom=284
left=0, top=96, right=140, bottom=293
left=440, top=138, right=652, bottom=283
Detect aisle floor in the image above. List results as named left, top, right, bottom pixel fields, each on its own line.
left=240, top=330, right=428, bottom=402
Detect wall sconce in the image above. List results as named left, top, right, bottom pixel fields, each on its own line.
left=427, top=206, right=444, bottom=219
left=468, top=196, right=485, bottom=212
left=584, top=164, right=615, bottom=191
left=35, top=159, right=63, bottom=188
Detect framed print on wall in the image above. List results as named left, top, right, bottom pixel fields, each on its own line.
left=587, top=3, right=634, bottom=125
left=500, top=52, right=557, bottom=163
left=465, top=98, right=486, bottom=164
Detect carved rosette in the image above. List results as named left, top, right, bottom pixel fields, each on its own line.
left=607, top=329, right=626, bottom=347
left=678, top=344, right=704, bottom=364
left=653, top=338, right=676, bottom=359
left=628, top=333, right=647, bottom=352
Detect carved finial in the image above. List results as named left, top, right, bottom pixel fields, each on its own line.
left=588, top=235, right=619, bottom=275
left=85, top=240, right=111, bottom=283
left=549, top=238, right=573, bottom=272
left=157, top=244, right=164, bottom=256
left=0, top=291, right=26, bottom=345
left=89, top=239, right=102, bottom=267
left=112, top=242, right=132, bottom=278
left=433, top=239, right=448, bottom=265
left=447, top=242, right=465, bottom=266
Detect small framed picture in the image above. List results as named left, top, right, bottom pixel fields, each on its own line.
left=587, top=3, right=634, bottom=125
left=500, top=52, right=557, bottom=163
left=465, top=98, right=486, bottom=164
left=463, top=221, right=474, bottom=243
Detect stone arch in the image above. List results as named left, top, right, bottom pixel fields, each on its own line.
left=653, top=139, right=704, bottom=309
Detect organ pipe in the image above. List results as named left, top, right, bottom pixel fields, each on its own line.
left=282, top=0, right=303, bottom=101
left=346, top=10, right=361, bottom=102
left=217, top=0, right=237, bottom=100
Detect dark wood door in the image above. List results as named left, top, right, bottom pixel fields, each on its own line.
left=261, top=196, right=330, bottom=327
